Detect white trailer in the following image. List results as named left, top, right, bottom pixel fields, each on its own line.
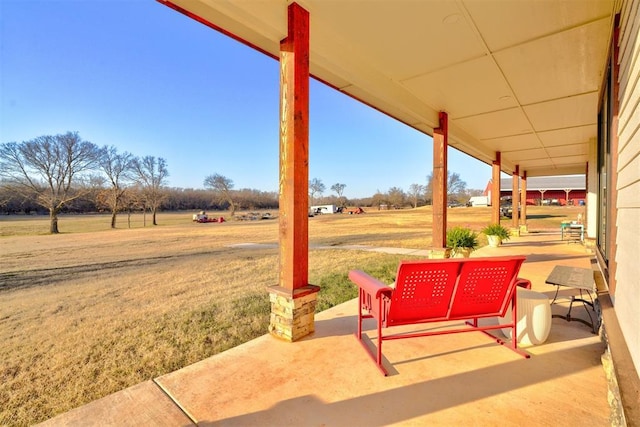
left=468, top=196, right=490, bottom=207
left=310, top=204, right=337, bottom=215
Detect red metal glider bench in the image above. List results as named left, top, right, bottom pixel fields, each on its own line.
left=349, top=256, right=531, bottom=375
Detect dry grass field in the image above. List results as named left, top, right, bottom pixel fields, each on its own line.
left=0, top=206, right=582, bottom=425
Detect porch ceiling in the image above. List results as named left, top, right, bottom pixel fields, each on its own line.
left=160, top=0, right=616, bottom=177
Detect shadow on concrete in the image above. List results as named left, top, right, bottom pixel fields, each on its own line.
left=202, top=344, right=604, bottom=426
left=525, top=214, right=567, bottom=219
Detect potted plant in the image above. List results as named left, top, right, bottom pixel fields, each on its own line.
left=446, top=226, right=479, bottom=258
left=482, top=223, right=511, bottom=247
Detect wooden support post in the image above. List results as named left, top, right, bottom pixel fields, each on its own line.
left=520, top=171, right=528, bottom=233
left=491, top=152, right=501, bottom=224
left=539, top=189, right=546, bottom=205
left=431, top=112, right=449, bottom=258
left=512, top=165, right=519, bottom=231
left=269, top=3, right=319, bottom=342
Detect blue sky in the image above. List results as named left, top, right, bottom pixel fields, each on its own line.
left=0, top=0, right=491, bottom=198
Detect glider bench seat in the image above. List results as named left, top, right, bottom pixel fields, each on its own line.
left=349, top=256, right=532, bottom=375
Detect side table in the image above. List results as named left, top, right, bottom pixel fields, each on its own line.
left=560, top=222, right=584, bottom=243
left=545, top=265, right=599, bottom=333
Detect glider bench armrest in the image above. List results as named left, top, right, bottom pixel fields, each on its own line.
left=349, top=270, right=393, bottom=299
left=515, top=278, right=532, bottom=289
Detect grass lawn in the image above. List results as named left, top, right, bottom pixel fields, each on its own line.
left=0, top=206, right=583, bottom=425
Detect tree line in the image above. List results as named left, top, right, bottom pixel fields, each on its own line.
left=308, top=172, right=482, bottom=209
left=1, top=132, right=483, bottom=234
left=0, top=132, right=284, bottom=233
left=0, top=132, right=171, bottom=233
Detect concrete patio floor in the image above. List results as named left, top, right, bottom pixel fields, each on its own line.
left=41, top=231, right=611, bottom=426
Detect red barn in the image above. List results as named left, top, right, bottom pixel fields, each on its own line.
left=497, top=175, right=586, bottom=206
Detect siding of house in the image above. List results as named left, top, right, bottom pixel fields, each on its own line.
left=615, top=0, right=640, bottom=374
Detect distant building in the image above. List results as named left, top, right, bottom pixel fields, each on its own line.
left=494, top=175, right=586, bottom=206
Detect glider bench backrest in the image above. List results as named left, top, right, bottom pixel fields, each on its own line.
left=349, top=255, right=530, bottom=375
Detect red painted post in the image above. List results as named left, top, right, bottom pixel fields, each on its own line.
left=520, top=171, right=527, bottom=228
left=278, top=3, right=309, bottom=291
left=432, top=112, right=448, bottom=250
left=268, top=3, right=319, bottom=342
left=512, top=165, right=519, bottom=229
left=492, top=152, right=501, bottom=224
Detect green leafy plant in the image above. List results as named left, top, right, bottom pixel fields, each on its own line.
left=446, top=226, right=479, bottom=256
left=481, top=223, right=511, bottom=240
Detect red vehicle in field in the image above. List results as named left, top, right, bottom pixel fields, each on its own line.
left=192, top=211, right=225, bottom=223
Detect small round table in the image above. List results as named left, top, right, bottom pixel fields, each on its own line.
left=499, top=287, right=552, bottom=346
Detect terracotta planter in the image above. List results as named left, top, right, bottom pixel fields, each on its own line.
left=487, top=235, right=502, bottom=248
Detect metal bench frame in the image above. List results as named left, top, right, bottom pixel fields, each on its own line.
left=349, top=256, right=531, bottom=375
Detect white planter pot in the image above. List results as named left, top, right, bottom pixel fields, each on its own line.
left=487, top=235, right=502, bottom=248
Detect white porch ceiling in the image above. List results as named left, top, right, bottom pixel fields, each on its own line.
left=160, top=0, right=617, bottom=177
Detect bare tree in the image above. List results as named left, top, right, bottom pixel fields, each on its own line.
left=98, top=146, right=133, bottom=228
left=121, top=184, right=145, bottom=228
left=387, top=186, right=406, bottom=208
left=309, top=178, right=325, bottom=205
left=408, top=183, right=425, bottom=208
left=204, top=173, right=236, bottom=216
left=426, top=171, right=468, bottom=203
left=447, top=172, right=467, bottom=196
left=0, top=132, right=99, bottom=233
left=330, top=183, right=347, bottom=207
left=0, top=187, right=9, bottom=213
left=371, top=189, right=386, bottom=209
left=132, top=156, right=168, bottom=226
left=0, top=182, right=40, bottom=214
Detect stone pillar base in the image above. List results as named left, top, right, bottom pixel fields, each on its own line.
left=267, top=284, right=320, bottom=342
left=429, top=247, right=451, bottom=259
left=509, top=227, right=521, bottom=237
left=519, top=224, right=528, bottom=234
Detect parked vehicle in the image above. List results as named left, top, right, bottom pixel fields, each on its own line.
left=500, top=201, right=520, bottom=218
left=192, top=211, right=225, bottom=223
